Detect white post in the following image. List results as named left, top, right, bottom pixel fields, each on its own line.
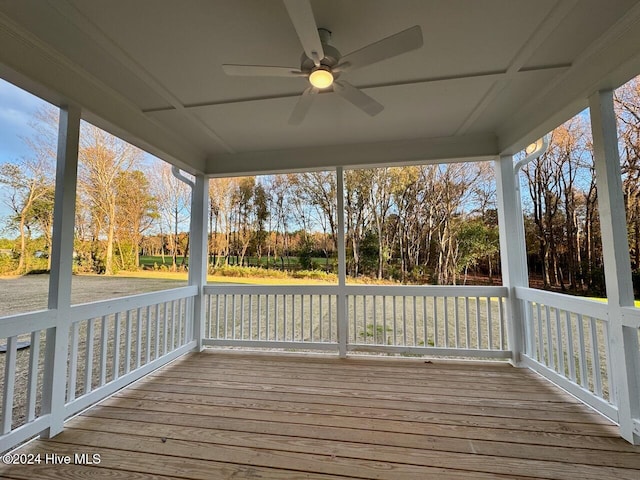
left=41, top=104, right=81, bottom=438
left=336, top=167, right=348, bottom=357
left=495, top=155, right=528, bottom=365
left=589, top=89, right=640, bottom=444
left=188, top=174, right=209, bottom=351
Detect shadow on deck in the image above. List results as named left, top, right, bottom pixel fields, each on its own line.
left=1, top=350, right=640, bottom=479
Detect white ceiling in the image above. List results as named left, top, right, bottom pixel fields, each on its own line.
left=1, top=0, right=640, bottom=175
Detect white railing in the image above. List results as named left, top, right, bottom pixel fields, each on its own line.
left=620, top=306, right=640, bottom=437
left=0, top=286, right=197, bottom=453
left=515, top=287, right=617, bottom=420
left=0, top=310, right=56, bottom=453
left=64, top=286, right=197, bottom=417
left=203, top=284, right=510, bottom=359
left=204, top=285, right=339, bottom=351
left=346, top=286, right=509, bottom=358
left=6, top=281, right=632, bottom=451
left=637, top=324, right=640, bottom=437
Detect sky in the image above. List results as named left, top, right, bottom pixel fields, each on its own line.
left=0, top=78, right=46, bottom=162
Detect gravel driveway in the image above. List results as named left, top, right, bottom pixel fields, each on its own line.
left=0, top=274, right=187, bottom=317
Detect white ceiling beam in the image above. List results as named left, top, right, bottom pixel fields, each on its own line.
left=206, top=133, right=497, bottom=177
left=0, top=11, right=207, bottom=174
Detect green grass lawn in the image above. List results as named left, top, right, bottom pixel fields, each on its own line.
left=588, top=296, right=640, bottom=308
left=139, top=255, right=336, bottom=270
left=116, top=269, right=336, bottom=285
left=139, top=255, right=189, bottom=267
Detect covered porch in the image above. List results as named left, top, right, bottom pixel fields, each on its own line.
left=2, top=0, right=640, bottom=476
left=4, top=350, right=640, bottom=479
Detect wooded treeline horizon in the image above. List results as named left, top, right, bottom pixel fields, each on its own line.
left=1, top=77, right=639, bottom=296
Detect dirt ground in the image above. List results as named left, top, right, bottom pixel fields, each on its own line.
left=0, top=274, right=187, bottom=317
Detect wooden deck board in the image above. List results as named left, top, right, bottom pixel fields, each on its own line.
left=146, top=368, right=581, bottom=402
left=2, top=350, right=640, bottom=479
left=126, top=380, right=612, bottom=424
left=130, top=375, right=605, bottom=414
left=111, top=388, right=618, bottom=436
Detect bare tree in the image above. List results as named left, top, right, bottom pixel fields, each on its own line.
left=344, top=169, right=373, bottom=277
left=78, top=124, right=142, bottom=275
left=231, top=176, right=255, bottom=266
left=369, top=168, right=394, bottom=279
left=616, top=78, right=640, bottom=271
left=150, top=163, right=190, bottom=270
left=290, top=171, right=338, bottom=268
left=209, top=177, right=236, bottom=266
left=114, top=169, right=158, bottom=269
left=268, top=175, right=293, bottom=270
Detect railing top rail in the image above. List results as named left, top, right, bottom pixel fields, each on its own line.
left=0, top=309, right=57, bottom=338
left=344, top=285, right=508, bottom=297
left=514, top=286, right=609, bottom=320
left=621, top=306, right=640, bottom=328
left=204, top=284, right=341, bottom=295
left=69, top=285, right=197, bottom=323
left=204, top=283, right=508, bottom=297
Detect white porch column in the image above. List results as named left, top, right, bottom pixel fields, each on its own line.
left=336, top=167, right=348, bottom=357
left=188, top=174, right=209, bottom=351
left=589, top=90, right=640, bottom=444
left=41, top=104, right=81, bottom=438
left=495, top=155, right=528, bottom=365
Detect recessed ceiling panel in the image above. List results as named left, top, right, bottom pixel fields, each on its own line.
left=192, top=76, right=497, bottom=153
left=316, top=0, right=556, bottom=85
left=68, top=0, right=553, bottom=108
left=523, top=0, right=638, bottom=69
left=69, top=0, right=305, bottom=106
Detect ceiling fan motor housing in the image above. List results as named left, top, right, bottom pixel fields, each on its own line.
left=300, top=28, right=341, bottom=72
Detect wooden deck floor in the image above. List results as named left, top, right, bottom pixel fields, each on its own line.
left=2, top=350, right=640, bottom=479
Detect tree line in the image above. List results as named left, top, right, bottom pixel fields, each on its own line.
left=0, top=104, right=499, bottom=283
left=520, top=77, right=640, bottom=295
left=208, top=165, right=497, bottom=284
left=1, top=77, right=639, bottom=293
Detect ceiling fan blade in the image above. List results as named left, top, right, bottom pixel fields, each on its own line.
left=289, top=87, right=318, bottom=125
left=283, top=0, right=324, bottom=66
left=222, top=64, right=304, bottom=77
left=336, top=25, right=423, bottom=72
left=333, top=81, right=383, bottom=117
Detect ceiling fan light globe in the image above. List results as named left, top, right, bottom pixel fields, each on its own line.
left=309, top=68, right=334, bottom=89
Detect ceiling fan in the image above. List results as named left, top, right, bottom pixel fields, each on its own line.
left=222, top=0, right=423, bottom=125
